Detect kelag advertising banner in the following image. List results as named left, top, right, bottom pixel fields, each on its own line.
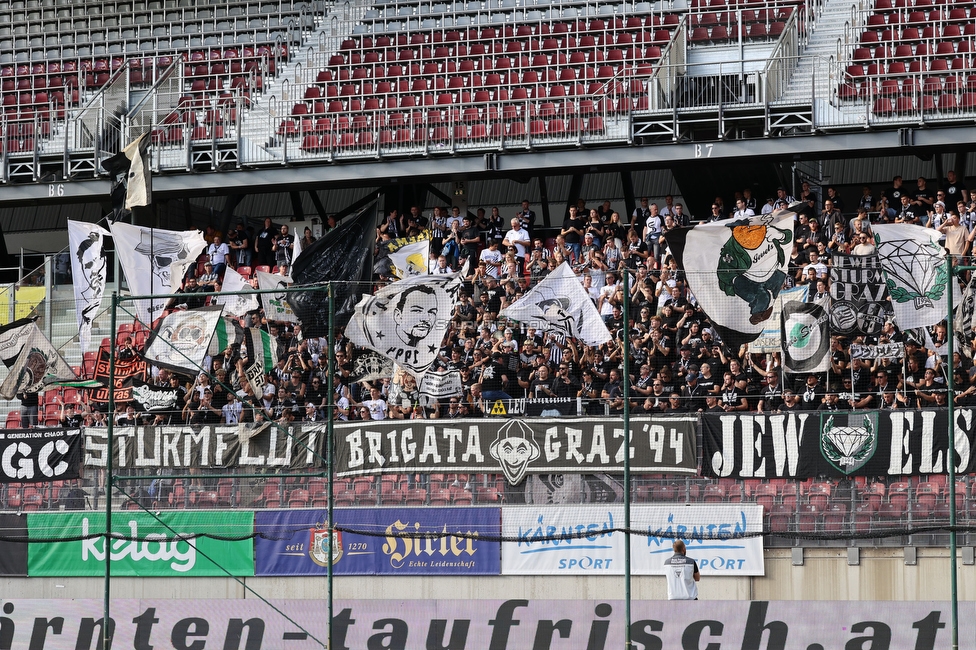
left=27, top=511, right=254, bottom=577
left=0, top=599, right=965, bottom=650
left=502, top=505, right=764, bottom=576
left=255, top=508, right=501, bottom=575
left=702, top=410, right=976, bottom=479
left=335, top=416, right=697, bottom=484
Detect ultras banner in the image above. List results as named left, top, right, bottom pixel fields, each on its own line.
left=27, top=511, right=254, bottom=577
left=0, top=599, right=963, bottom=650
left=701, top=409, right=976, bottom=479
left=0, top=428, right=82, bottom=483
left=83, top=423, right=325, bottom=469
left=334, top=416, right=697, bottom=485
left=254, top=508, right=501, bottom=576
left=501, top=505, right=763, bottom=576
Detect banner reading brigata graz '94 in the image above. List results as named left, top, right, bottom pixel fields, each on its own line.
left=27, top=512, right=254, bottom=576
left=335, top=416, right=697, bottom=485
left=255, top=508, right=501, bottom=576
left=0, top=428, right=82, bottom=483
left=702, top=409, right=976, bottom=479
left=502, top=505, right=763, bottom=576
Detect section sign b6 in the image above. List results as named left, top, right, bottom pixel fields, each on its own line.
left=27, top=512, right=254, bottom=577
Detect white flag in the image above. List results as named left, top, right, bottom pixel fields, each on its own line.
left=780, top=285, right=829, bottom=374
left=255, top=270, right=298, bottom=323
left=347, top=272, right=462, bottom=377
left=500, top=262, right=612, bottom=347
left=67, top=220, right=111, bottom=353
left=217, top=266, right=259, bottom=317
left=143, top=306, right=224, bottom=375
left=0, top=323, right=76, bottom=399
left=388, top=238, right=431, bottom=278
left=123, top=133, right=152, bottom=209
left=109, top=221, right=206, bottom=326
left=874, top=224, right=961, bottom=330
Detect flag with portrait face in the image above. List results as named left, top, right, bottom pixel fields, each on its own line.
left=67, top=221, right=111, bottom=353
left=346, top=272, right=462, bottom=378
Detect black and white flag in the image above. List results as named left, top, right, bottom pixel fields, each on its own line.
left=500, top=262, right=611, bottom=347
left=347, top=272, right=462, bottom=378
left=110, top=222, right=207, bottom=326
left=781, top=285, right=829, bottom=374
left=217, top=266, right=259, bottom=317
left=256, top=271, right=298, bottom=323
left=0, top=322, right=77, bottom=399
left=67, top=221, right=110, bottom=353
left=0, top=317, right=39, bottom=368
left=347, top=351, right=395, bottom=384
left=123, top=133, right=152, bottom=209
left=243, top=328, right=278, bottom=399
left=143, top=306, right=223, bottom=375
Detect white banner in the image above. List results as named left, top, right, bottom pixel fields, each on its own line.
left=143, top=306, right=223, bottom=374
left=500, top=262, right=612, bottom=347
left=66, top=221, right=111, bottom=353
left=389, top=238, right=431, bottom=278
left=502, top=504, right=764, bottom=576
left=256, top=271, right=297, bottom=323
left=109, top=222, right=207, bottom=325
left=217, top=266, right=259, bottom=316
left=419, top=369, right=463, bottom=404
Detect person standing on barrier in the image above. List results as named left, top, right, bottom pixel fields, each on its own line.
left=664, top=540, right=700, bottom=600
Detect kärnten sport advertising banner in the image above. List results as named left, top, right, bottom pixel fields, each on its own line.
left=701, top=410, right=976, bottom=479
left=26, top=511, right=254, bottom=576
left=0, top=599, right=962, bottom=650
left=501, top=505, right=764, bottom=576
left=254, top=508, right=501, bottom=575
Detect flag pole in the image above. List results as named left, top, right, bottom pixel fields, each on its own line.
left=621, top=266, right=632, bottom=650
left=103, top=291, right=118, bottom=650
left=945, top=259, right=959, bottom=650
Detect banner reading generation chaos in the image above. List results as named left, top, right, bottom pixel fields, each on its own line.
left=0, top=428, right=82, bottom=483
left=702, top=409, right=976, bottom=479
left=255, top=508, right=501, bottom=576
left=334, top=416, right=697, bottom=484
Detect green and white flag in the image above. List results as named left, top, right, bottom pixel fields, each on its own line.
left=243, top=327, right=278, bottom=399
left=255, top=270, right=297, bottom=323
left=208, top=316, right=245, bottom=357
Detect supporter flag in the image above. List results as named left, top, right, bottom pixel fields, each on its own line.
left=0, top=322, right=77, bottom=399
left=217, top=266, right=259, bottom=317
left=109, top=222, right=207, bottom=326
left=386, top=232, right=432, bottom=278
left=347, top=351, right=395, bottom=384
left=208, top=316, right=245, bottom=357
left=256, top=270, right=298, bottom=323
left=243, top=327, right=278, bottom=399
left=67, top=220, right=110, bottom=353
left=0, top=316, right=39, bottom=368
left=873, top=223, right=960, bottom=330
left=955, top=276, right=976, bottom=358
left=666, top=208, right=795, bottom=349
left=101, top=133, right=152, bottom=211
left=828, top=252, right=890, bottom=337
left=288, top=203, right=376, bottom=336
left=143, top=306, right=224, bottom=376
left=499, top=262, right=612, bottom=347
left=780, top=285, right=829, bottom=374
left=347, top=272, right=463, bottom=379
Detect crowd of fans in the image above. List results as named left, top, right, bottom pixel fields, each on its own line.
left=28, top=173, right=976, bottom=432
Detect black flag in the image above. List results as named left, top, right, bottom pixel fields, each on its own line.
left=287, top=202, right=376, bottom=336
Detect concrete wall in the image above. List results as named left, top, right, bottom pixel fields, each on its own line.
left=3, top=548, right=972, bottom=601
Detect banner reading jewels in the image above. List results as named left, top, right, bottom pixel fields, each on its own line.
left=702, top=409, right=976, bottom=479
left=83, top=423, right=325, bottom=469
left=0, top=599, right=968, bottom=650
left=254, top=508, right=501, bottom=576
left=0, top=428, right=82, bottom=483
left=334, top=416, right=697, bottom=483
left=501, top=505, right=763, bottom=576
left=27, top=511, right=254, bottom=577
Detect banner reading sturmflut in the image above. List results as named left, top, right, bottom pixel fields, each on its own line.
left=335, top=416, right=697, bottom=484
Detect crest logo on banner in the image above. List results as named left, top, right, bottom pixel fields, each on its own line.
left=489, top=420, right=542, bottom=485
left=309, top=526, right=342, bottom=567
left=820, top=412, right=879, bottom=475
left=499, top=262, right=612, bottom=347
left=666, top=210, right=794, bottom=347
left=829, top=253, right=891, bottom=337
left=67, top=221, right=111, bottom=353
left=873, top=223, right=958, bottom=330
left=348, top=351, right=395, bottom=384
left=781, top=285, right=829, bottom=374
left=348, top=273, right=462, bottom=378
